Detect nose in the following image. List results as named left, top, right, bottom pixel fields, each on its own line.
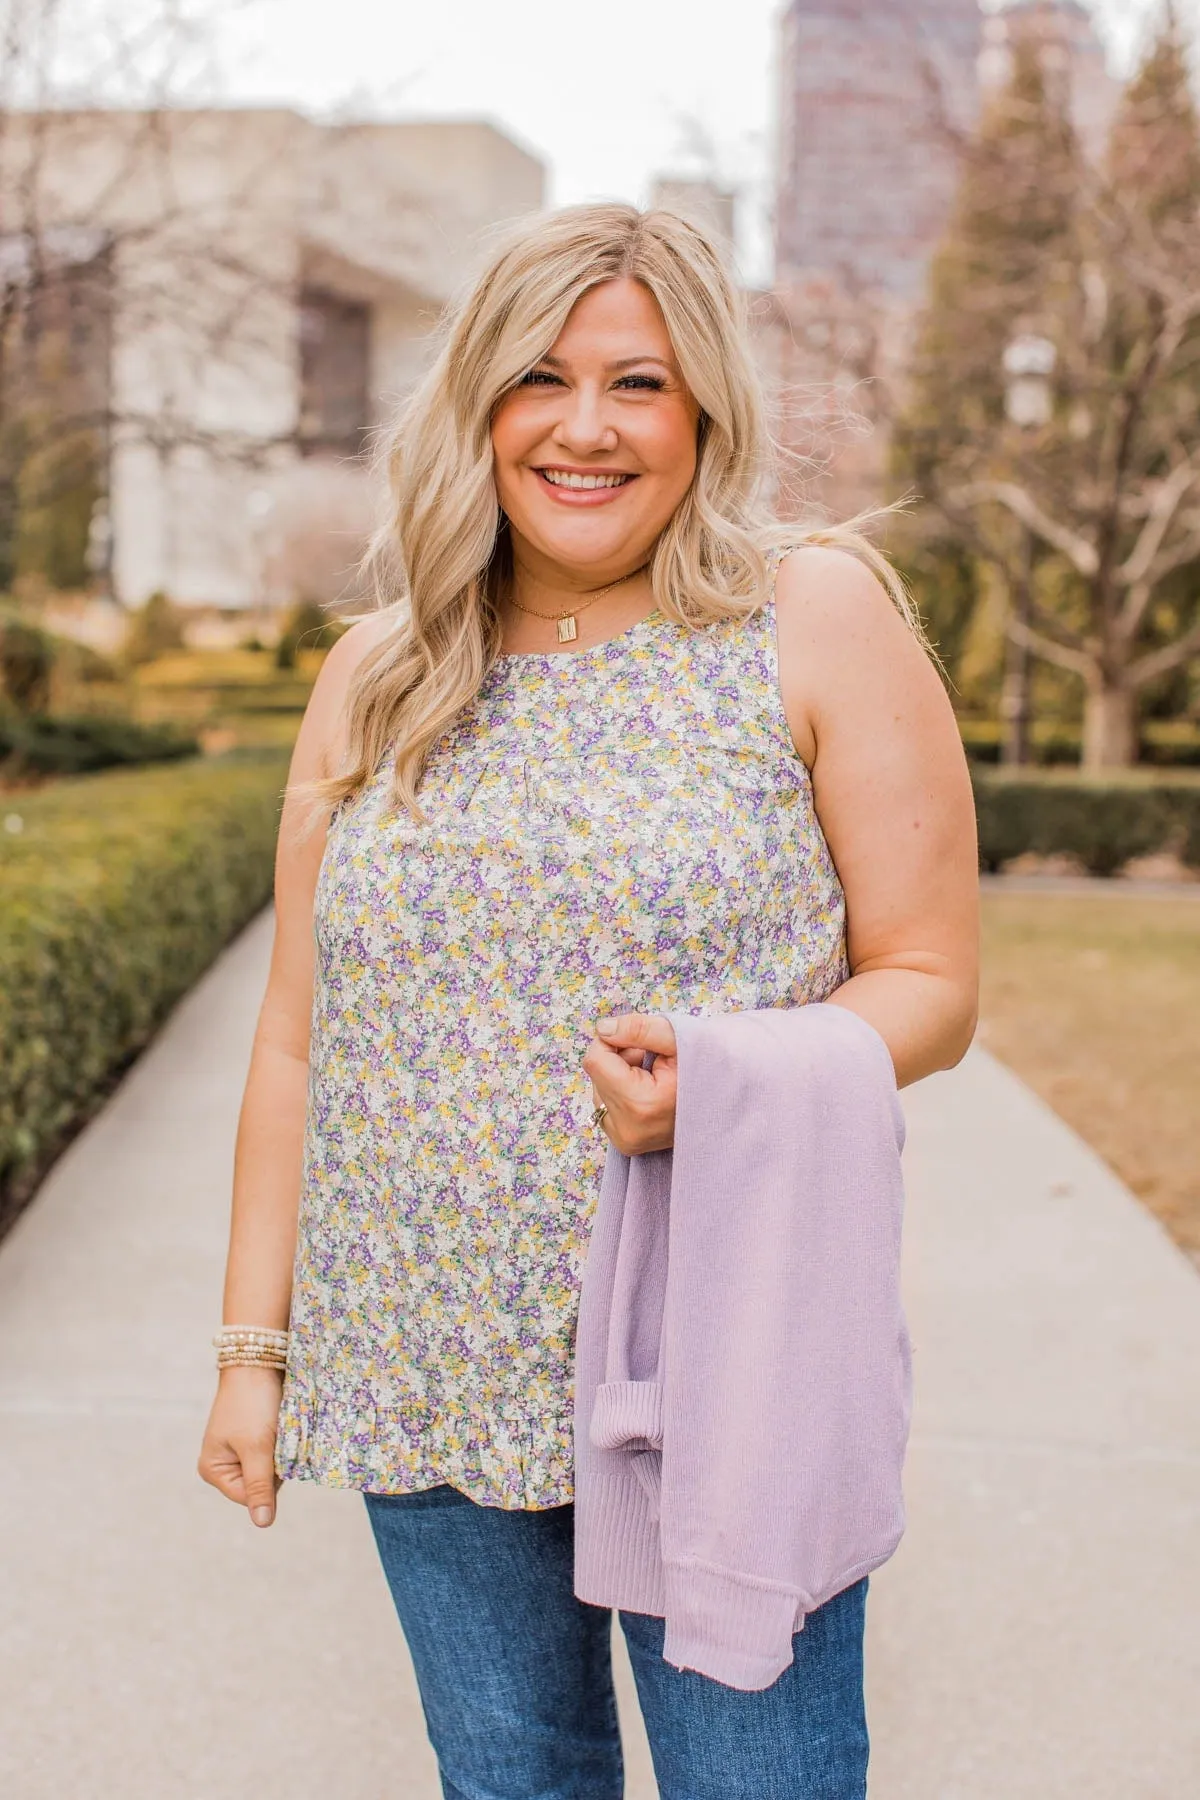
left=551, top=382, right=619, bottom=457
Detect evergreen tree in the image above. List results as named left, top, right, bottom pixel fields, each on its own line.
left=898, top=34, right=1083, bottom=480
left=1109, top=2, right=1200, bottom=226
left=1097, top=2, right=1200, bottom=742
left=892, top=36, right=1083, bottom=741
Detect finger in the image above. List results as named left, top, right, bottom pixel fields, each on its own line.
left=198, top=1432, right=250, bottom=1499
left=584, top=1033, right=657, bottom=1095
left=594, top=1012, right=677, bottom=1057
left=238, top=1441, right=281, bottom=1527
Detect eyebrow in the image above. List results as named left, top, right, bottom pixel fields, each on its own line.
left=539, top=353, right=674, bottom=373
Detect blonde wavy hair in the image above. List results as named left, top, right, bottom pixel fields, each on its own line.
left=315, top=201, right=922, bottom=821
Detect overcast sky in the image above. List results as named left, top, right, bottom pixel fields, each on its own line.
left=204, top=0, right=1172, bottom=284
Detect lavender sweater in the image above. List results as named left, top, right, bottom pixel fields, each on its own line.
left=572, top=1002, right=913, bottom=1691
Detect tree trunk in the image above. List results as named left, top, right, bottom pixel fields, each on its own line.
left=1000, top=630, right=1031, bottom=767
left=1001, top=537, right=1034, bottom=767
left=1082, top=681, right=1137, bottom=770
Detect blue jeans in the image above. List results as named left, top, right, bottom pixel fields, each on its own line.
left=363, top=1484, right=869, bottom=1800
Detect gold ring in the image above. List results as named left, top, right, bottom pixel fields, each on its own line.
left=590, top=1102, right=609, bottom=1133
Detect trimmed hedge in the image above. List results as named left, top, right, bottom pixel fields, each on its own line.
left=960, top=719, right=1084, bottom=767
left=0, top=710, right=199, bottom=776
left=973, top=771, right=1200, bottom=876
left=960, top=719, right=1200, bottom=769
left=0, top=752, right=287, bottom=1226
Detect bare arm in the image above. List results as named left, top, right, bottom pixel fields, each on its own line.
left=197, top=614, right=394, bottom=1526
left=774, top=545, right=979, bottom=1088
left=587, top=546, right=979, bottom=1147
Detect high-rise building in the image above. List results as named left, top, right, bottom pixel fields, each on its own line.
left=775, top=0, right=984, bottom=301
left=775, top=1, right=1116, bottom=302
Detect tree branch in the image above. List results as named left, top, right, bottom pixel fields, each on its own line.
left=947, top=481, right=1101, bottom=578
left=1130, top=617, right=1200, bottom=689
left=1117, top=460, right=1200, bottom=594
left=1145, top=520, right=1200, bottom=589
left=1023, top=591, right=1091, bottom=657
left=924, top=494, right=1017, bottom=584
left=1007, top=614, right=1096, bottom=680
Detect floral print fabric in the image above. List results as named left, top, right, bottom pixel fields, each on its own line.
left=275, top=555, right=849, bottom=1508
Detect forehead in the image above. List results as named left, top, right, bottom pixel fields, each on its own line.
left=548, top=277, right=676, bottom=365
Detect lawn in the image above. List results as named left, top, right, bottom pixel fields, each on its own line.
left=130, top=645, right=323, bottom=749
left=979, top=891, right=1200, bottom=1264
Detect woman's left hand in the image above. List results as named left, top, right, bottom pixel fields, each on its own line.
left=583, top=1013, right=678, bottom=1155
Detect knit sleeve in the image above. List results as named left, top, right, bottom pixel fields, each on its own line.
left=658, top=1003, right=911, bottom=1690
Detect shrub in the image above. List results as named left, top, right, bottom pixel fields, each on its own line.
left=959, top=717, right=1200, bottom=768
left=0, top=613, right=55, bottom=712
left=1141, top=721, right=1200, bottom=768
left=124, top=590, right=185, bottom=666
left=0, top=711, right=198, bottom=776
left=275, top=598, right=347, bottom=671
left=973, top=771, right=1200, bottom=875
left=0, top=752, right=287, bottom=1227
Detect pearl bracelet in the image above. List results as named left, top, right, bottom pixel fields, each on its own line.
left=214, top=1325, right=290, bottom=1370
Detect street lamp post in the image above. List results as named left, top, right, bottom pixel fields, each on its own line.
left=245, top=485, right=277, bottom=638
left=1000, top=333, right=1057, bottom=768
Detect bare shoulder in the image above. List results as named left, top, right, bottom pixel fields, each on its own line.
left=290, top=608, right=402, bottom=785
left=316, top=609, right=400, bottom=695
left=774, top=543, right=921, bottom=658
left=772, top=544, right=947, bottom=768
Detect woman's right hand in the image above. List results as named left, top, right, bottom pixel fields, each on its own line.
left=198, top=1366, right=285, bottom=1527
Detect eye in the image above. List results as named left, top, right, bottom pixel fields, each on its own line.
left=520, top=368, right=562, bottom=387
left=615, top=373, right=666, bottom=392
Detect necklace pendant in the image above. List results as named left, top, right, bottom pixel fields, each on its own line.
left=557, top=614, right=578, bottom=644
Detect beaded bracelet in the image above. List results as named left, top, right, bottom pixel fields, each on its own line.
left=214, top=1325, right=290, bottom=1370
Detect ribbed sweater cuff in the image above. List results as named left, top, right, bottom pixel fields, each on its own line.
left=662, top=1560, right=804, bottom=1692
left=573, top=1470, right=666, bottom=1616
left=590, top=1380, right=663, bottom=1452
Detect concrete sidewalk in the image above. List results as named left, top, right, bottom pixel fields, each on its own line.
left=867, top=1056, right=1200, bottom=1797
left=1, top=910, right=1198, bottom=1797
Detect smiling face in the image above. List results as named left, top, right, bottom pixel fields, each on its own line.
left=490, top=276, right=701, bottom=586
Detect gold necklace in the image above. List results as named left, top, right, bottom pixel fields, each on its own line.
left=507, top=564, right=650, bottom=645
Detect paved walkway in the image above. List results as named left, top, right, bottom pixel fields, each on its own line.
left=1, top=911, right=1198, bottom=1798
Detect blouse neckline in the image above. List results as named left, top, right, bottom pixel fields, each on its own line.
left=494, top=608, right=666, bottom=666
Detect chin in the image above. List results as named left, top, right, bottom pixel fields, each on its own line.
left=527, top=516, right=648, bottom=568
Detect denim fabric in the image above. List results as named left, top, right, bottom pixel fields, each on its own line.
left=364, top=1485, right=869, bottom=1800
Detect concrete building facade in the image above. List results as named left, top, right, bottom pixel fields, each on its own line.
left=1, top=110, right=544, bottom=611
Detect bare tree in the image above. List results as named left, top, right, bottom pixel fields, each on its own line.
left=896, top=10, right=1200, bottom=768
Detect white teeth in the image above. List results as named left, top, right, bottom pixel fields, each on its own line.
left=541, top=469, right=630, bottom=490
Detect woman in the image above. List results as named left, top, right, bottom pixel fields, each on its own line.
left=199, top=203, right=979, bottom=1798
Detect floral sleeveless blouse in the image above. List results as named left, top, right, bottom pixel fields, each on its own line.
left=275, top=551, right=849, bottom=1508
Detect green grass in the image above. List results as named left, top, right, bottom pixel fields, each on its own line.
left=127, top=645, right=321, bottom=750
left=980, top=892, right=1200, bottom=1263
